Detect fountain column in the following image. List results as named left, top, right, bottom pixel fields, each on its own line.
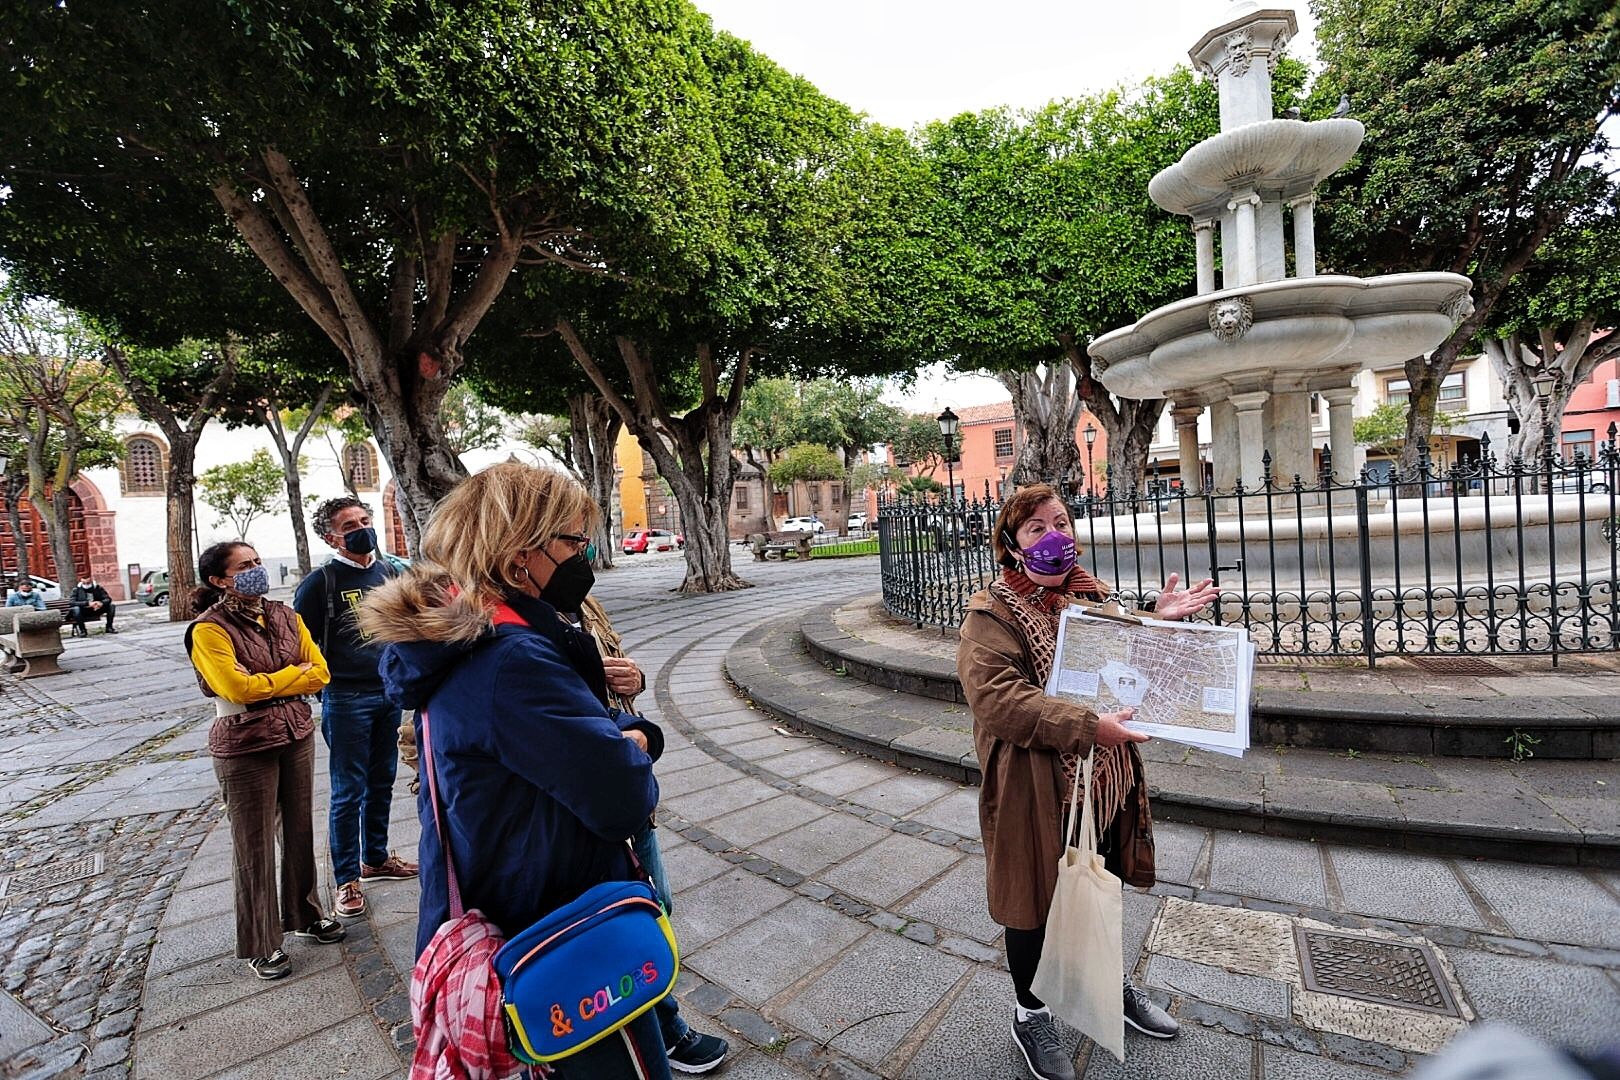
left=1230, top=390, right=1269, bottom=487
left=1173, top=405, right=1204, bottom=492
left=1289, top=194, right=1317, bottom=278
left=1194, top=219, right=1217, bottom=294
left=1267, top=380, right=1314, bottom=486
left=1322, top=385, right=1361, bottom=482
left=1211, top=400, right=1239, bottom=491
left=1229, top=192, right=1261, bottom=286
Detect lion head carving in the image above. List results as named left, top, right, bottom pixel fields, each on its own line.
left=1207, top=296, right=1255, bottom=343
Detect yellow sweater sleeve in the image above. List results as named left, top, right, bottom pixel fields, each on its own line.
left=191, top=618, right=331, bottom=705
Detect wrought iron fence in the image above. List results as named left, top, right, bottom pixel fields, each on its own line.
left=877, top=429, right=1620, bottom=662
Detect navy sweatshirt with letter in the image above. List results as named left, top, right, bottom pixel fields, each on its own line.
left=292, top=558, right=395, bottom=692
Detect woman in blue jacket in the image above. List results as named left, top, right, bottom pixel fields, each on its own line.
left=360, top=462, right=669, bottom=1080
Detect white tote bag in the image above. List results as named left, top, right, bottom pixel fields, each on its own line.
left=1029, top=749, right=1125, bottom=1062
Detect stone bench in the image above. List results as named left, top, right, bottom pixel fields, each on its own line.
left=749, top=531, right=813, bottom=561
left=0, top=607, right=66, bottom=678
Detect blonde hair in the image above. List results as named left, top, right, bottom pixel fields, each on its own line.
left=358, top=461, right=600, bottom=644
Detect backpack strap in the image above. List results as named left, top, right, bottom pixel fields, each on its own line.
left=319, top=562, right=339, bottom=662
left=420, top=709, right=465, bottom=921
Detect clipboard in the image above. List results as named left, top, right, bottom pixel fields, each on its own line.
left=1065, top=595, right=1144, bottom=626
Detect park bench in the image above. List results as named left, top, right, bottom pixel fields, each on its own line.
left=749, top=530, right=814, bottom=561
left=0, top=607, right=67, bottom=678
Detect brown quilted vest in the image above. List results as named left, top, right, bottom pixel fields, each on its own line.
left=187, top=599, right=315, bottom=758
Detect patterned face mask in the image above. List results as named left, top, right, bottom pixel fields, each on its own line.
left=230, top=565, right=271, bottom=597
left=1020, top=529, right=1077, bottom=577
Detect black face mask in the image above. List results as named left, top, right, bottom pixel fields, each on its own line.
left=540, top=550, right=595, bottom=613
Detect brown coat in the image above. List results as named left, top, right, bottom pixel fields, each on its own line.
left=958, top=588, right=1157, bottom=930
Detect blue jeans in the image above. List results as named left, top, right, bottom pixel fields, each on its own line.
left=320, top=689, right=401, bottom=886
left=632, top=824, right=689, bottom=1050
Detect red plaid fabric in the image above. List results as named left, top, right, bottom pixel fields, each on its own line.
left=410, top=909, right=535, bottom=1080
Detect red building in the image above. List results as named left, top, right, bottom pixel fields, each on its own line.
left=1559, top=342, right=1620, bottom=462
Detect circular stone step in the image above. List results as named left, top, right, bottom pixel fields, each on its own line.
left=727, top=614, right=1619, bottom=868
left=801, top=598, right=1620, bottom=761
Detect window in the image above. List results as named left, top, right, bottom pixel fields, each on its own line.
left=808, top=485, right=822, bottom=510
left=1385, top=373, right=1464, bottom=407
left=121, top=435, right=166, bottom=496
left=343, top=443, right=379, bottom=492
left=735, top=484, right=749, bottom=511
left=994, top=427, right=1014, bottom=461
left=1563, top=429, right=1595, bottom=462
left=830, top=482, right=842, bottom=503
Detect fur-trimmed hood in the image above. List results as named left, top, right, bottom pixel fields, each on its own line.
left=358, top=570, right=492, bottom=711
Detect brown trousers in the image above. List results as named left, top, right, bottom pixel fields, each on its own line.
left=213, top=735, right=324, bottom=958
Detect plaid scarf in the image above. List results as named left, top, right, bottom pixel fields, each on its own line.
left=990, top=565, right=1135, bottom=838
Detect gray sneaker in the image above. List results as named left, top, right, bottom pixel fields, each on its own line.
left=1123, top=981, right=1179, bottom=1039
left=1011, top=1009, right=1075, bottom=1080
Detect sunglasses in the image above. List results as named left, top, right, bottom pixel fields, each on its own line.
left=554, top=533, right=598, bottom=562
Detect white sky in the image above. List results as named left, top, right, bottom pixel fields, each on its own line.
left=695, top=0, right=1321, bottom=414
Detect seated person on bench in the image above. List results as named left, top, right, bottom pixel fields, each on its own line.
left=69, top=577, right=117, bottom=637
left=6, top=578, right=46, bottom=610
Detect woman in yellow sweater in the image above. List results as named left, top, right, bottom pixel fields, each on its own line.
left=186, top=540, right=344, bottom=980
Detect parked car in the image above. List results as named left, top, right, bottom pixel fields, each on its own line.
left=622, top=528, right=685, bottom=554
left=136, top=569, right=170, bottom=606
left=781, top=516, right=826, bottom=534
left=847, top=512, right=869, bottom=531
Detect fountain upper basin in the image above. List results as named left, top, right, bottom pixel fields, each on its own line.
left=1149, top=118, right=1365, bottom=214
left=1088, top=272, right=1473, bottom=400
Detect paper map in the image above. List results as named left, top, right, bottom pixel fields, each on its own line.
left=1044, top=608, right=1254, bottom=755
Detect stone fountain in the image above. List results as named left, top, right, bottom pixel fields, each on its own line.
left=1088, top=2, right=1474, bottom=490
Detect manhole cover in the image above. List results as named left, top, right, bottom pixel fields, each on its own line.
left=1295, top=928, right=1460, bottom=1017
left=1403, top=656, right=1505, bottom=676
left=0, top=852, right=104, bottom=897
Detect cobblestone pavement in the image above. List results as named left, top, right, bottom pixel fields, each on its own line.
left=4, top=556, right=1618, bottom=1079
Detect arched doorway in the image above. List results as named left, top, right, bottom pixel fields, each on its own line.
left=0, top=476, right=122, bottom=596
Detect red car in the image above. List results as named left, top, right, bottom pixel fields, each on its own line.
left=622, top=528, right=684, bottom=554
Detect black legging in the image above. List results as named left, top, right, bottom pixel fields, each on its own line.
left=1006, top=923, right=1049, bottom=1010
left=1003, top=824, right=1118, bottom=1010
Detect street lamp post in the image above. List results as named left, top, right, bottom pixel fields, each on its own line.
left=937, top=407, right=960, bottom=500
left=1083, top=422, right=1098, bottom=498
left=1532, top=368, right=1557, bottom=492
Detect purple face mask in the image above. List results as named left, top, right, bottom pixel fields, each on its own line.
left=1020, top=529, right=1077, bottom=577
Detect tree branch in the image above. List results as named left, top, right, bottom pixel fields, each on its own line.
left=210, top=179, right=348, bottom=350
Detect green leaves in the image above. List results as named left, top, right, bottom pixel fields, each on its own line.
left=767, top=443, right=844, bottom=487
left=198, top=448, right=288, bottom=540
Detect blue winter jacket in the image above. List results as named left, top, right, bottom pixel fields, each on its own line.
left=379, top=589, right=663, bottom=957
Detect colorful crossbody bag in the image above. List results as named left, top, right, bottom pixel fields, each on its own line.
left=421, top=709, right=679, bottom=1066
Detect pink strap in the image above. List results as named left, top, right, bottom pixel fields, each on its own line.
left=421, top=710, right=465, bottom=921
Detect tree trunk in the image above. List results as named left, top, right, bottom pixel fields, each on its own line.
left=1397, top=355, right=1443, bottom=476
left=166, top=438, right=200, bottom=621
left=566, top=392, right=622, bottom=571
left=258, top=387, right=330, bottom=576
left=4, top=474, right=30, bottom=578
left=560, top=323, right=752, bottom=593
left=997, top=365, right=1084, bottom=491
left=743, top=447, right=780, bottom=532
left=1104, top=405, right=1163, bottom=500
left=104, top=345, right=235, bottom=621
left=212, top=158, right=526, bottom=552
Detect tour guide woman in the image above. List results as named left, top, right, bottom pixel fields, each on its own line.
left=958, top=484, right=1217, bottom=1080
left=359, top=462, right=670, bottom=1080
left=186, top=541, right=345, bottom=981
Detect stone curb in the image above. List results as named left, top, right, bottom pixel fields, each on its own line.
left=801, top=599, right=1620, bottom=759
left=732, top=616, right=1620, bottom=868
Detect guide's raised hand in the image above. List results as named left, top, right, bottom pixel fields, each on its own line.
left=1154, top=572, right=1219, bottom=621
left=1096, top=707, right=1149, bottom=746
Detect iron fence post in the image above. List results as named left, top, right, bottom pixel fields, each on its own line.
left=1356, top=480, right=1376, bottom=667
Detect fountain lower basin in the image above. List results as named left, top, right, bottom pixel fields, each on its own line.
left=1088, top=272, right=1473, bottom=399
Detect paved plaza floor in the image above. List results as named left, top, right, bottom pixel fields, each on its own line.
left=1, top=556, right=1617, bottom=1079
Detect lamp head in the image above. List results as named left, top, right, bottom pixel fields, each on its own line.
left=1084, top=422, right=1098, bottom=446
left=936, top=407, right=960, bottom=440
left=1532, top=370, right=1556, bottom=398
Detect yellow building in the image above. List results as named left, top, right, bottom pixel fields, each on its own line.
left=616, top=427, right=648, bottom=535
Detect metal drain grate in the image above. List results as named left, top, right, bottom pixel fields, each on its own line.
left=0, top=852, right=104, bottom=897
left=1295, top=928, right=1460, bottom=1017
left=1403, top=655, right=1506, bottom=676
